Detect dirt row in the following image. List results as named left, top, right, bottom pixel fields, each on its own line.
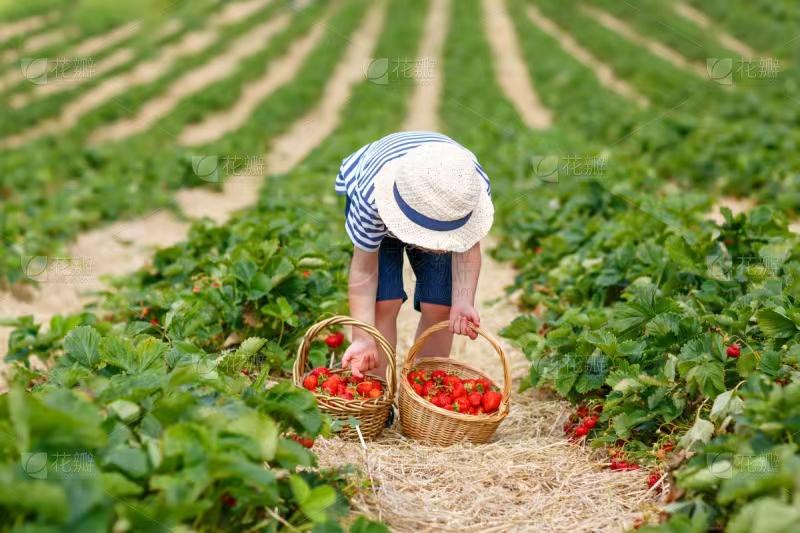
left=0, top=13, right=56, bottom=44
left=525, top=4, right=649, bottom=108
left=8, top=21, right=147, bottom=108
left=672, top=2, right=756, bottom=58
left=88, top=13, right=292, bottom=143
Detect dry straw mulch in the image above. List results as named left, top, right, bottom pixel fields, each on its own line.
left=316, top=394, right=658, bottom=532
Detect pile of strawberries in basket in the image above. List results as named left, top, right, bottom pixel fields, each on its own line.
left=302, top=367, right=384, bottom=400
left=407, top=369, right=502, bottom=415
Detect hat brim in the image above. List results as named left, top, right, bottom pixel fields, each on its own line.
left=373, top=158, right=494, bottom=253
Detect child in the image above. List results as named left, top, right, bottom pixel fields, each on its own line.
left=336, top=131, right=493, bottom=378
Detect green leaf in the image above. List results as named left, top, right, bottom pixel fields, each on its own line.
left=500, top=315, right=540, bottom=340
left=228, top=411, right=278, bottom=461
left=686, top=361, right=725, bottom=396
left=64, top=326, right=101, bottom=367
left=289, top=474, right=336, bottom=523
left=350, top=516, right=390, bottom=533
left=101, top=472, right=144, bottom=497
left=726, top=497, right=800, bottom=533
left=103, top=445, right=150, bottom=479
left=678, top=418, right=714, bottom=450
left=757, top=309, right=799, bottom=340
left=710, top=390, right=744, bottom=421
left=108, top=400, right=141, bottom=423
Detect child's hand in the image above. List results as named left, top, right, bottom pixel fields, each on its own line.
left=449, top=303, right=480, bottom=340
left=341, top=337, right=379, bottom=378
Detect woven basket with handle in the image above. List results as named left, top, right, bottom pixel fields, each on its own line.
left=398, top=321, right=511, bottom=445
left=293, top=315, right=396, bottom=440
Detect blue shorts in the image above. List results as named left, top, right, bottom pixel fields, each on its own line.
left=377, top=237, right=452, bottom=311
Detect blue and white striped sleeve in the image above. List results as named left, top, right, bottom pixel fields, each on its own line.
left=345, top=193, right=387, bottom=252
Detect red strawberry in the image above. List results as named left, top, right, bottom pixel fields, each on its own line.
left=291, top=435, right=315, bottom=448
left=302, top=374, right=319, bottom=391
left=443, top=375, right=462, bottom=388
left=727, top=344, right=741, bottom=358
left=454, top=397, right=470, bottom=413
left=221, top=493, right=237, bottom=508
left=468, top=392, right=482, bottom=407
left=431, top=370, right=447, bottom=382
left=311, top=367, right=331, bottom=377
left=647, top=471, right=661, bottom=489
left=149, top=318, right=159, bottom=326
left=302, top=270, right=311, bottom=278
left=368, top=388, right=381, bottom=399
left=482, top=391, right=502, bottom=413
left=356, top=382, right=373, bottom=396
left=325, top=332, right=345, bottom=349
left=451, top=382, right=466, bottom=399
left=574, top=425, right=588, bottom=438
left=413, top=382, right=424, bottom=395
left=423, top=380, right=437, bottom=397
left=192, top=286, right=201, bottom=293
left=577, top=405, right=589, bottom=418
left=583, top=416, right=598, bottom=429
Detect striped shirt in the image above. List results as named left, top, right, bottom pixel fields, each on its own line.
left=335, top=131, right=490, bottom=251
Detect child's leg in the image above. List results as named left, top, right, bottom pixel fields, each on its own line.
left=373, top=298, right=402, bottom=378
left=406, top=246, right=453, bottom=357
left=415, top=302, right=453, bottom=357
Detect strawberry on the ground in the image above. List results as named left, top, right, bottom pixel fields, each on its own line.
left=574, top=425, right=588, bottom=438
left=583, top=415, right=598, bottom=429
left=221, top=493, right=237, bottom=508
left=727, top=344, right=741, bottom=358
left=647, top=471, right=661, bottom=489
left=291, top=435, right=315, bottom=448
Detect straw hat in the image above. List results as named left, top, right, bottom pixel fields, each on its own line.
left=373, top=143, right=493, bottom=253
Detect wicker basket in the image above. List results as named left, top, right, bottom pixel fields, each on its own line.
left=398, top=321, right=511, bottom=445
left=293, top=315, right=396, bottom=440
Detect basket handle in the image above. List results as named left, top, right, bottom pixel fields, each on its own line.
left=403, top=321, right=511, bottom=405
left=293, top=315, right=397, bottom=400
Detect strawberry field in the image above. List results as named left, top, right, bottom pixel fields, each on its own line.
left=1, top=0, right=800, bottom=531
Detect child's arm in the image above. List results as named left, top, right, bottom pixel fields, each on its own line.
left=450, top=242, right=482, bottom=340
left=341, top=247, right=380, bottom=377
